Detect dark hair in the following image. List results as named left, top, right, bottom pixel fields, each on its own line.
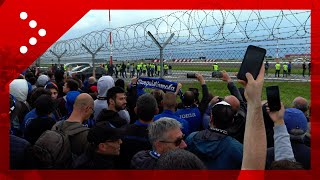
left=188, top=88, right=199, bottom=104
left=72, top=77, right=82, bottom=88
left=35, top=94, right=56, bottom=116
left=115, top=79, right=125, bottom=89
left=46, top=71, right=54, bottom=79
left=211, top=104, right=234, bottom=130
left=156, top=149, right=206, bottom=170
left=182, top=91, right=195, bottom=106
left=136, top=94, right=158, bottom=121
left=106, top=86, right=125, bottom=105
left=65, top=79, right=79, bottom=91
left=270, top=160, right=304, bottom=170
left=28, top=87, right=52, bottom=108
left=54, top=70, right=64, bottom=83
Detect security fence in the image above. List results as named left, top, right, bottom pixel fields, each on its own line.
left=35, top=10, right=311, bottom=105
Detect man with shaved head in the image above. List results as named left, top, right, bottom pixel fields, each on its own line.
left=154, top=92, right=190, bottom=136
left=220, top=71, right=247, bottom=143
left=224, top=95, right=240, bottom=114
left=292, top=96, right=310, bottom=146
left=52, top=93, right=94, bottom=156
left=292, top=97, right=309, bottom=118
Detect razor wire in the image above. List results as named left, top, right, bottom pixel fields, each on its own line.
left=41, top=10, right=311, bottom=60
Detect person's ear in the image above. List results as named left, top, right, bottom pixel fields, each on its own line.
left=155, top=141, right=163, bottom=153
left=109, top=98, right=115, bottom=105
left=98, top=143, right=106, bottom=151
left=154, top=108, right=159, bottom=115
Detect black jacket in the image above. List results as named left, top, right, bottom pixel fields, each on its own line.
left=226, top=82, right=247, bottom=144
left=131, top=150, right=159, bottom=169
left=74, top=147, right=116, bottom=169
left=96, top=109, right=127, bottom=128
left=10, top=135, right=32, bottom=169
left=116, top=122, right=152, bottom=169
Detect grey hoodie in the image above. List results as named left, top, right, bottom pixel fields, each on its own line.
left=10, top=79, right=28, bottom=102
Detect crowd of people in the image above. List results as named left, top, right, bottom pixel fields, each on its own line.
left=103, top=62, right=172, bottom=79
left=264, top=60, right=311, bottom=78
left=9, top=62, right=310, bottom=171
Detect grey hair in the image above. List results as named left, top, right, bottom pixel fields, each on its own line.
left=148, top=117, right=182, bottom=144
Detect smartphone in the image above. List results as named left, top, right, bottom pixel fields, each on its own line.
left=187, top=73, right=196, bottom=78
left=266, top=86, right=281, bottom=112
left=212, top=71, right=223, bottom=78
left=237, top=45, right=266, bottom=82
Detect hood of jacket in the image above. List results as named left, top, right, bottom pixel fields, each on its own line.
left=10, top=79, right=29, bottom=102
left=97, top=76, right=114, bottom=97
left=66, top=91, right=80, bottom=114
left=186, top=129, right=230, bottom=160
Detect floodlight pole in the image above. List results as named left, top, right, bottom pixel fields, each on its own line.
left=147, top=31, right=174, bottom=78
left=49, top=49, right=67, bottom=66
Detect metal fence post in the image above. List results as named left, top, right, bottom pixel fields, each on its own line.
left=147, top=31, right=174, bottom=79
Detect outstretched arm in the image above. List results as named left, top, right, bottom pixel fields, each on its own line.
left=239, top=65, right=266, bottom=170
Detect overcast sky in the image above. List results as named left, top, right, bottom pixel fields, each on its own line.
left=59, top=10, right=178, bottom=40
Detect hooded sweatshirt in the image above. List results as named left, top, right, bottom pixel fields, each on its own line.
left=186, top=129, right=243, bottom=170
left=66, top=91, right=81, bottom=115
left=10, top=79, right=29, bottom=103
left=94, top=76, right=130, bottom=123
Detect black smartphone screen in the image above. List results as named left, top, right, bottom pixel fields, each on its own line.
left=187, top=73, right=196, bottom=78
left=266, top=86, right=281, bottom=112
left=237, top=45, right=266, bottom=82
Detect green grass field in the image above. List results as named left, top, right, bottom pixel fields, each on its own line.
left=173, top=65, right=307, bottom=75
left=179, top=81, right=310, bottom=107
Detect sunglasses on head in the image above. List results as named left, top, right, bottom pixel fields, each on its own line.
left=160, top=134, right=185, bottom=146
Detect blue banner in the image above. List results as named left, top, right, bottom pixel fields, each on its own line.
left=137, top=77, right=178, bottom=92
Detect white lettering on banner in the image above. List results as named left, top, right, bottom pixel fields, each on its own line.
left=180, top=113, right=196, bottom=119
left=137, top=79, right=176, bottom=91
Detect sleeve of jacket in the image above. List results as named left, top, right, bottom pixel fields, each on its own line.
left=273, top=124, right=296, bottom=161
left=198, top=84, right=209, bottom=116
left=227, top=81, right=247, bottom=116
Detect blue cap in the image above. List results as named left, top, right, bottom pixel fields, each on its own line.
left=284, top=108, right=308, bottom=135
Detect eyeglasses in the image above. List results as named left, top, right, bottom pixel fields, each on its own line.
left=159, top=134, right=185, bottom=146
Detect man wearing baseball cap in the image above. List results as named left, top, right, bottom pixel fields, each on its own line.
left=73, top=125, right=125, bottom=169
left=266, top=108, right=310, bottom=169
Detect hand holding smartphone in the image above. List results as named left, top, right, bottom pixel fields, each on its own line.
left=266, top=86, right=281, bottom=112
left=237, top=45, right=267, bottom=82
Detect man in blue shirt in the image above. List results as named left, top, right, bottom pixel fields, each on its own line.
left=154, top=92, right=190, bottom=136
left=175, top=73, right=208, bottom=133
